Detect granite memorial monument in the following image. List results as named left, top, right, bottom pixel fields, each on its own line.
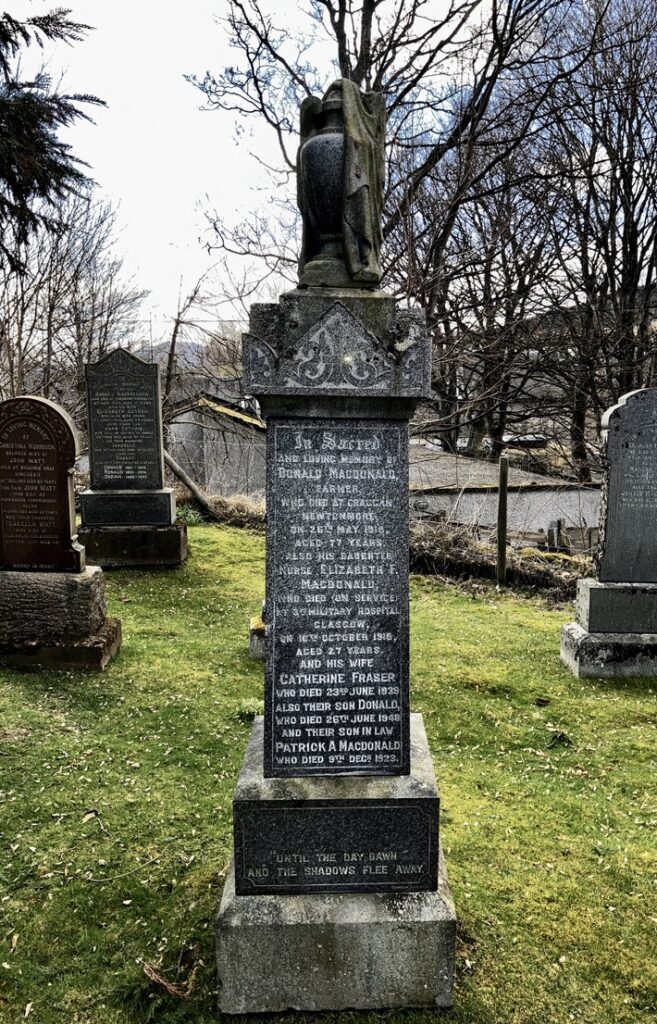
left=79, top=348, right=187, bottom=566
left=216, top=79, right=456, bottom=1013
left=562, top=387, right=657, bottom=676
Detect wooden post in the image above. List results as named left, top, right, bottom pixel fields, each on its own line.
left=497, top=455, right=509, bottom=586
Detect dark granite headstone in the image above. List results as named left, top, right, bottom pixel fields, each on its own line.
left=0, top=397, right=83, bottom=572
left=243, top=293, right=430, bottom=779
left=265, top=416, right=409, bottom=776
left=599, top=388, right=657, bottom=582
left=562, top=387, right=657, bottom=676
left=86, top=348, right=164, bottom=490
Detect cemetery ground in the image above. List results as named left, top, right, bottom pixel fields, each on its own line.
left=0, top=527, right=655, bottom=1024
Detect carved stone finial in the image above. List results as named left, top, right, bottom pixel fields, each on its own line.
left=297, top=79, right=386, bottom=290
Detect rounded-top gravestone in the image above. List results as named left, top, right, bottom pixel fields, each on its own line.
left=0, top=396, right=84, bottom=572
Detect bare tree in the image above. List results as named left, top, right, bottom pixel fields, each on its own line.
left=447, top=150, right=559, bottom=459
left=192, top=0, right=657, bottom=487
left=190, top=0, right=590, bottom=292
left=537, top=0, right=657, bottom=479
left=0, top=192, right=145, bottom=411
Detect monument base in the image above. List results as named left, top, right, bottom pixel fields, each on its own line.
left=0, top=566, right=107, bottom=644
left=233, top=715, right=439, bottom=896
left=252, top=286, right=397, bottom=346
left=216, top=850, right=456, bottom=1014
left=78, top=523, right=188, bottom=568
left=299, top=257, right=354, bottom=289
left=80, top=488, right=176, bottom=527
left=0, top=616, right=122, bottom=672
left=576, top=578, right=657, bottom=633
left=561, top=621, right=657, bottom=678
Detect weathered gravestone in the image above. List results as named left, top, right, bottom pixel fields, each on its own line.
left=562, top=387, right=657, bottom=676
left=0, top=396, right=121, bottom=670
left=216, top=79, right=456, bottom=1013
left=79, top=348, right=187, bottom=567
left=0, top=395, right=83, bottom=571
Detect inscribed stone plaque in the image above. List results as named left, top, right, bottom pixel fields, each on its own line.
left=264, top=418, right=409, bottom=777
left=235, top=800, right=437, bottom=894
left=80, top=489, right=175, bottom=527
left=0, top=397, right=83, bottom=571
left=86, top=349, right=164, bottom=490
left=599, top=388, right=657, bottom=582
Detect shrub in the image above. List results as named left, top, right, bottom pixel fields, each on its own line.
left=410, top=521, right=590, bottom=599
left=177, top=504, right=206, bottom=526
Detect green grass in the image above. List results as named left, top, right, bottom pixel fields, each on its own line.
left=0, top=526, right=655, bottom=1024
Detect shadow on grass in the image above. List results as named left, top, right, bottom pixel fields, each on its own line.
left=0, top=659, right=129, bottom=717
left=579, top=674, right=657, bottom=697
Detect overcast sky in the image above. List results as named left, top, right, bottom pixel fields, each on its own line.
left=11, top=0, right=289, bottom=330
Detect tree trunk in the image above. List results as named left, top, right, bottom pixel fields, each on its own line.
left=163, top=450, right=221, bottom=522
left=570, top=388, right=592, bottom=483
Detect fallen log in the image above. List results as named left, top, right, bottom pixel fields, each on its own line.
left=164, top=450, right=221, bottom=522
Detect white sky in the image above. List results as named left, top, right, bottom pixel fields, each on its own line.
left=10, top=0, right=294, bottom=330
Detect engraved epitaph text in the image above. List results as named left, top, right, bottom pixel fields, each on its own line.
left=86, top=349, right=164, bottom=490
left=0, top=397, right=82, bottom=571
left=600, top=389, right=657, bottom=582
left=235, top=801, right=435, bottom=894
left=265, top=419, right=409, bottom=776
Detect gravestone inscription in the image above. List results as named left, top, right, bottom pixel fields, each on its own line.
left=236, top=802, right=433, bottom=892
left=599, top=388, right=657, bottom=582
left=86, top=348, right=164, bottom=490
left=0, top=397, right=83, bottom=571
left=265, top=417, right=409, bottom=777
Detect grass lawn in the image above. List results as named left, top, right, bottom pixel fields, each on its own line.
left=0, top=525, right=655, bottom=1024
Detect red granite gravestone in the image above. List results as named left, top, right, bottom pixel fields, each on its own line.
left=0, top=397, right=84, bottom=572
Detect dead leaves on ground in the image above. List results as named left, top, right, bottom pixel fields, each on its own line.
left=141, top=943, right=201, bottom=1000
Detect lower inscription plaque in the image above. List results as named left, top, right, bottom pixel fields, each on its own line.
left=265, top=418, right=410, bottom=777
left=80, top=489, right=175, bottom=527
left=235, top=800, right=437, bottom=895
